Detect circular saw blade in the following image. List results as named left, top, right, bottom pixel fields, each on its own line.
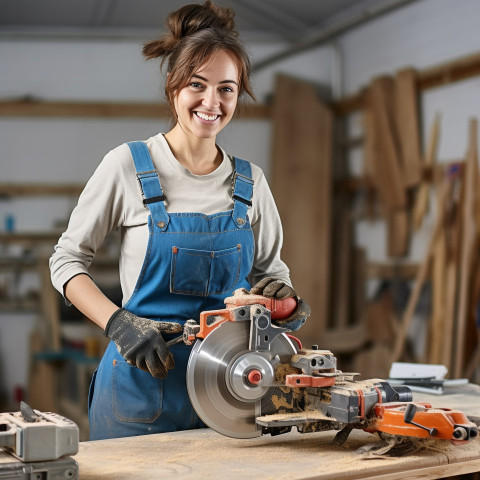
left=187, top=320, right=296, bottom=439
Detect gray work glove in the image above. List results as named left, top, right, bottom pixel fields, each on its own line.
left=250, top=277, right=311, bottom=331
left=104, top=308, right=182, bottom=379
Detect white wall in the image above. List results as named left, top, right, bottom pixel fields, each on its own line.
left=1, top=0, right=480, bottom=405
left=338, top=0, right=480, bottom=355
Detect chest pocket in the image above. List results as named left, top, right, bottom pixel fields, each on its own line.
left=170, top=244, right=242, bottom=296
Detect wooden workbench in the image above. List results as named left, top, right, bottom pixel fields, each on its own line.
left=74, top=428, right=480, bottom=480
left=74, top=385, right=480, bottom=480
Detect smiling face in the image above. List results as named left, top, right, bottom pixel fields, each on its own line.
left=172, top=49, right=239, bottom=141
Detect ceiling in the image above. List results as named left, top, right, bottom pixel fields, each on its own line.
left=0, top=0, right=419, bottom=69
left=0, top=0, right=418, bottom=41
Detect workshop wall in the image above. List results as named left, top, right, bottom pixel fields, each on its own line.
left=0, top=36, right=333, bottom=408
left=339, top=0, right=480, bottom=267
left=1, top=0, right=480, bottom=407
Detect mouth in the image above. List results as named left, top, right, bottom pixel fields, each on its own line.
left=195, top=111, right=220, bottom=122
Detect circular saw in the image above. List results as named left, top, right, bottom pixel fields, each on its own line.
left=186, top=297, right=297, bottom=438
left=177, top=289, right=478, bottom=451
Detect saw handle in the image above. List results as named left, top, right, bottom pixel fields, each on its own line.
left=224, top=292, right=297, bottom=320
left=269, top=297, right=297, bottom=319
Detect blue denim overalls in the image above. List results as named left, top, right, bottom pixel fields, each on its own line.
left=88, top=141, right=255, bottom=440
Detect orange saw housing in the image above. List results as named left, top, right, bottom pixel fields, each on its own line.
left=371, top=402, right=478, bottom=444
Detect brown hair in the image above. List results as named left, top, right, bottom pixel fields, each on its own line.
left=143, top=0, right=255, bottom=120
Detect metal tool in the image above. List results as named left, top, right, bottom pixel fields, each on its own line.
left=0, top=402, right=79, bottom=479
left=181, top=288, right=478, bottom=452
left=0, top=402, right=79, bottom=462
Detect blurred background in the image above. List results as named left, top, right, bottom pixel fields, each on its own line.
left=1, top=0, right=480, bottom=440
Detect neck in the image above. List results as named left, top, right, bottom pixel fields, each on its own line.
left=164, top=125, right=222, bottom=175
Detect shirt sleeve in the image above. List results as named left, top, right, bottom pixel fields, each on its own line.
left=49, top=148, right=127, bottom=298
left=248, top=165, right=292, bottom=288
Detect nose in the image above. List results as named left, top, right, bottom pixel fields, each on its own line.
left=202, top=87, right=220, bottom=109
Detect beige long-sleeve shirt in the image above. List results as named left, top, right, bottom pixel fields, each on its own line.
left=49, top=133, right=291, bottom=306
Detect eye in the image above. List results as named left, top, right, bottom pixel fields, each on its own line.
left=220, top=86, right=235, bottom=93
left=189, top=81, right=204, bottom=89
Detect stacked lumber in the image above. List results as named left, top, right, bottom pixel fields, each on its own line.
left=269, top=57, right=480, bottom=382
left=390, top=120, right=480, bottom=380
left=353, top=70, right=480, bottom=380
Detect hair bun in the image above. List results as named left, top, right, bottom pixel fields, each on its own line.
left=143, top=1, right=237, bottom=61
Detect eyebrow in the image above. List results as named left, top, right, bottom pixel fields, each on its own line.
left=192, top=74, right=238, bottom=86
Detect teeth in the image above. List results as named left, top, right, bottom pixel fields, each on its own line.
left=196, top=112, right=218, bottom=121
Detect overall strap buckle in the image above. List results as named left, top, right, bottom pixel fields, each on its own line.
left=128, top=142, right=169, bottom=231
left=135, top=170, right=166, bottom=206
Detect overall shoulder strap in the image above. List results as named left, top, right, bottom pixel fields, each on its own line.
left=127, top=141, right=169, bottom=231
left=231, top=157, right=254, bottom=228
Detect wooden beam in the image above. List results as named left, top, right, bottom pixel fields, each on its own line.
left=4, top=51, right=479, bottom=120
left=2, top=51, right=480, bottom=120
left=418, top=50, right=480, bottom=90
left=0, top=99, right=271, bottom=119
left=333, top=50, right=480, bottom=115
left=334, top=161, right=463, bottom=194
left=0, top=183, right=84, bottom=196
left=0, top=232, right=62, bottom=244
left=365, top=262, right=420, bottom=279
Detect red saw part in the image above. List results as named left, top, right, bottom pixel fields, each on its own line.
left=196, top=290, right=297, bottom=339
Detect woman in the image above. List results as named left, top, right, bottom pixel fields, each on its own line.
left=50, top=0, right=310, bottom=440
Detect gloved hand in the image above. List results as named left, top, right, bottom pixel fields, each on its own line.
left=104, top=308, right=182, bottom=378
left=250, top=277, right=311, bottom=331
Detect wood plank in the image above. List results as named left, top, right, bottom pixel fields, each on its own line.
left=427, top=190, right=447, bottom=365
left=394, top=68, right=423, bottom=188
left=367, top=76, right=406, bottom=209
left=270, top=74, right=333, bottom=343
left=412, top=113, right=441, bottom=230
left=333, top=205, right=352, bottom=328
left=38, top=262, right=61, bottom=351
left=465, top=252, right=480, bottom=380
left=353, top=247, right=367, bottom=326
left=368, top=75, right=409, bottom=257
left=392, top=177, right=452, bottom=362
left=0, top=99, right=270, bottom=119
left=465, top=154, right=480, bottom=380
left=386, top=208, right=409, bottom=257
left=442, top=169, right=464, bottom=373
left=363, top=110, right=378, bottom=221
left=454, top=118, right=478, bottom=377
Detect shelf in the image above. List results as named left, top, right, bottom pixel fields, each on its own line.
left=0, top=232, right=63, bottom=244
left=0, top=183, right=84, bottom=197
left=34, top=348, right=99, bottom=365
left=0, top=300, right=39, bottom=312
